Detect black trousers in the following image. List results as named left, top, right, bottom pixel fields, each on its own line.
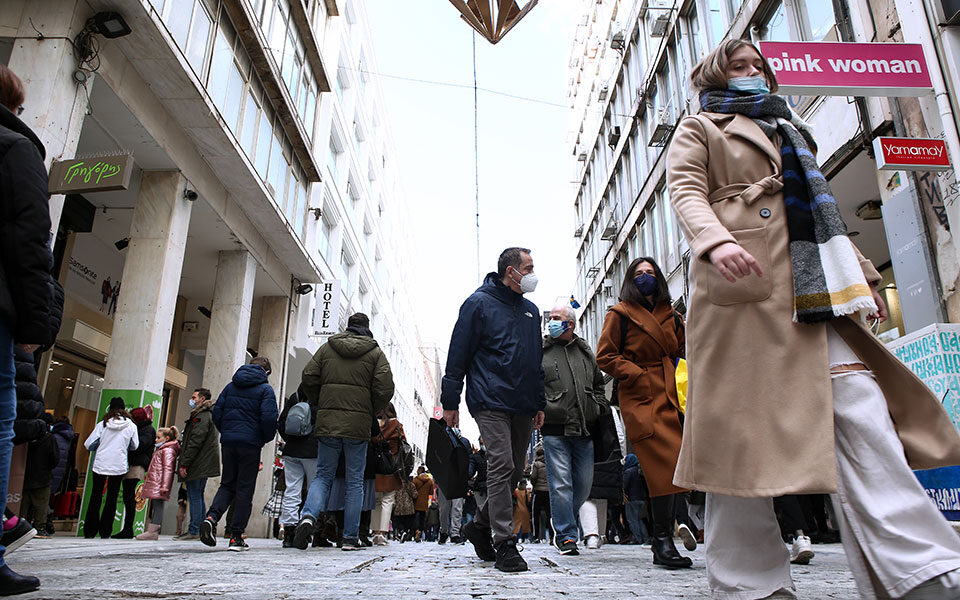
left=206, top=445, right=261, bottom=536
left=774, top=494, right=810, bottom=540
left=532, top=490, right=552, bottom=540
left=84, top=473, right=123, bottom=538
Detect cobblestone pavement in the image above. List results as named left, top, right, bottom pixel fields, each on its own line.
left=8, top=535, right=859, bottom=599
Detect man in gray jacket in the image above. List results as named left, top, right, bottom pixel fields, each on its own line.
left=541, top=305, right=608, bottom=556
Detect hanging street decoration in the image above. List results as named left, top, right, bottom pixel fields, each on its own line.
left=448, top=0, right=538, bottom=44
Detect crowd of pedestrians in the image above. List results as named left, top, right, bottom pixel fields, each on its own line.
left=5, top=36, right=960, bottom=600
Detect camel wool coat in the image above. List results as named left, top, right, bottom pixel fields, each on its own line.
left=666, top=111, right=960, bottom=497
left=596, top=301, right=686, bottom=497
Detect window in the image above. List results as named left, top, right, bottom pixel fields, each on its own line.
left=240, top=91, right=259, bottom=156
left=706, top=0, right=728, bottom=47
left=683, top=3, right=705, bottom=64
left=340, top=250, right=354, bottom=299
left=185, top=4, right=212, bottom=73
left=255, top=107, right=273, bottom=178
left=761, top=2, right=791, bottom=41
left=797, top=0, right=836, bottom=41
left=318, top=212, right=333, bottom=260
left=327, top=137, right=341, bottom=178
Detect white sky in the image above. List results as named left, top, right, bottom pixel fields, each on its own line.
left=366, top=2, right=583, bottom=443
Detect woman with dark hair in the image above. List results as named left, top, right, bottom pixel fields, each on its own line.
left=596, top=256, right=691, bottom=569
left=82, top=397, right=139, bottom=539
left=370, top=402, right=406, bottom=546
left=667, top=38, right=960, bottom=599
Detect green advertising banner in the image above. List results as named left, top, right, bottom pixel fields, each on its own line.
left=77, top=389, right=162, bottom=538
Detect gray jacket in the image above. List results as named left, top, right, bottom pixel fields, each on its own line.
left=541, top=335, right=608, bottom=438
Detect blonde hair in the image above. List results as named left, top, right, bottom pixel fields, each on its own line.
left=689, top=39, right=779, bottom=93
left=159, top=426, right=179, bottom=442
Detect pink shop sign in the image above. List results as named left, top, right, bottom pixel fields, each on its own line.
left=758, top=41, right=933, bottom=97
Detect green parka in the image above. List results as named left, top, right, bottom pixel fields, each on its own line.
left=178, top=398, right=221, bottom=480
left=542, top=334, right=608, bottom=438
left=301, top=332, right=395, bottom=440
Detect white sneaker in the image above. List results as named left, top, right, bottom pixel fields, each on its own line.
left=677, top=523, right=698, bottom=551
left=584, top=534, right=601, bottom=550
left=789, top=535, right=814, bottom=565
left=372, top=534, right=388, bottom=546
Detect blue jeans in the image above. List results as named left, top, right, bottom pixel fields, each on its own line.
left=542, top=435, right=594, bottom=544
left=185, top=478, right=207, bottom=535
left=624, top=499, right=649, bottom=543
left=0, top=321, right=16, bottom=567
left=302, top=437, right=367, bottom=539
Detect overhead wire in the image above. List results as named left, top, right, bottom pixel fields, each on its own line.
left=472, top=31, right=481, bottom=285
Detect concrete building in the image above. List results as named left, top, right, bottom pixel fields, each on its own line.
left=569, top=0, right=960, bottom=351
left=1, top=0, right=434, bottom=538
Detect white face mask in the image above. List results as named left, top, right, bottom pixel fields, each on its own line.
left=511, top=267, right=538, bottom=294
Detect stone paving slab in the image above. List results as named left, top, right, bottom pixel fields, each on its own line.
left=6, top=535, right=859, bottom=599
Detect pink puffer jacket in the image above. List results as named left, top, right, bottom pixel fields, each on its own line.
left=141, top=440, right=181, bottom=500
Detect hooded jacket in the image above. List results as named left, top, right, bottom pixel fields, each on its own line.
left=179, top=397, right=220, bottom=480
left=301, top=331, right=395, bottom=440
left=0, top=104, right=54, bottom=346
left=528, top=448, right=549, bottom=492
left=142, top=440, right=181, bottom=500
left=13, top=345, right=45, bottom=445
left=128, top=419, right=157, bottom=471
left=541, top=334, right=608, bottom=438
left=50, top=420, right=75, bottom=492
left=441, top=273, right=545, bottom=417
left=84, top=416, right=139, bottom=476
left=24, top=429, right=59, bottom=490
left=212, top=364, right=278, bottom=447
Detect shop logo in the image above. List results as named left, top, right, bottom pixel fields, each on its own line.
left=49, top=153, right=134, bottom=194
left=63, top=160, right=123, bottom=185
left=873, top=137, right=951, bottom=172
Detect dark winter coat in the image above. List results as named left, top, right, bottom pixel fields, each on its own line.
left=50, top=420, right=75, bottom=492
left=278, top=389, right=318, bottom=459
left=0, top=104, right=54, bottom=346
left=179, top=398, right=220, bottom=480
left=622, top=454, right=648, bottom=502
left=589, top=412, right=624, bottom=503
left=441, top=273, right=545, bottom=417
left=469, top=448, right=488, bottom=493
left=300, top=332, right=394, bottom=440
left=13, top=346, right=45, bottom=445
left=24, top=430, right=59, bottom=490
left=212, top=364, right=278, bottom=447
left=128, top=420, right=157, bottom=470
left=541, top=334, right=608, bottom=437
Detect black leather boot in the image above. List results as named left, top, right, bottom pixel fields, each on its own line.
left=649, top=495, right=692, bottom=569
left=0, top=564, right=40, bottom=595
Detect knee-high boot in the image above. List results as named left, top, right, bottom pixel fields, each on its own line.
left=115, top=479, right=138, bottom=538
left=650, top=494, right=692, bottom=569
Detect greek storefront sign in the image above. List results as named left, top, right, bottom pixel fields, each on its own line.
left=49, top=153, right=135, bottom=194
left=888, top=323, right=960, bottom=519
left=873, top=137, right=951, bottom=171
left=312, top=279, right=342, bottom=336
left=757, top=41, right=933, bottom=97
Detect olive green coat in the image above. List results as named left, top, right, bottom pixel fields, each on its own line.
left=178, top=398, right=220, bottom=480
left=301, top=332, right=395, bottom=440
left=542, top=335, right=608, bottom=437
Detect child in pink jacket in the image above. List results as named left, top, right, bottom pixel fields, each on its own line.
left=137, top=427, right=180, bottom=540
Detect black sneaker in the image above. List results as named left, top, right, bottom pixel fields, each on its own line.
left=450, top=535, right=461, bottom=544
left=494, top=538, right=528, bottom=572
left=282, top=525, right=296, bottom=548
left=199, top=518, right=217, bottom=547
left=227, top=536, right=249, bottom=551
left=1, top=518, right=36, bottom=555
left=438, top=531, right=448, bottom=545
left=342, top=537, right=363, bottom=551
left=293, top=516, right=316, bottom=550
left=462, top=520, right=496, bottom=562
left=557, top=539, right=579, bottom=556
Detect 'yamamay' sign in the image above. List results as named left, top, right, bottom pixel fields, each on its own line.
left=49, top=154, right=135, bottom=194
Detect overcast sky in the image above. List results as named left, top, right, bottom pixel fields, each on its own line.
left=366, top=2, right=583, bottom=443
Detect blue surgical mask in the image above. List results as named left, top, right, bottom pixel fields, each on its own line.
left=728, top=75, right=770, bottom=95
left=188, top=399, right=197, bottom=409
left=548, top=320, right=569, bottom=339
left=634, top=273, right=658, bottom=296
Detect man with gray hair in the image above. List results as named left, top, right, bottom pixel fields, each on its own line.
left=442, top=247, right=545, bottom=572
left=541, top=304, right=608, bottom=555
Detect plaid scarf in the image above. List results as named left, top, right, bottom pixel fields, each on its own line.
left=699, top=90, right=876, bottom=324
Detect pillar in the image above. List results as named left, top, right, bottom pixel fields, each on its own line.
left=247, top=295, right=293, bottom=537
left=78, top=170, right=192, bottom=536
left=6, top=0, right=91, bottom=242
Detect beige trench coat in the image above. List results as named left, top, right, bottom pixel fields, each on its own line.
left=665, top=111, right=960, bottom=497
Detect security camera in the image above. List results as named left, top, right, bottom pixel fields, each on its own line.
left=184, top=189, right=198, bottom=201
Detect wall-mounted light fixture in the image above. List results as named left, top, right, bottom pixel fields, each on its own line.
left=295, top=283, right=313, bottom=295
left=197, top=306, right=212, bottom=318
left=114, top=237, right=129, bottom=250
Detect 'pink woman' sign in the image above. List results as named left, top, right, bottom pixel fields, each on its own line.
left=758, top=41, right=933, bottom=97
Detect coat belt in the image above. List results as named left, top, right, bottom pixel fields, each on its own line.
left=707, top=175, right=783, bottom=205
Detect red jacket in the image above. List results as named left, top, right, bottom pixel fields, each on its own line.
left=142, top=440, right=180, bottom=500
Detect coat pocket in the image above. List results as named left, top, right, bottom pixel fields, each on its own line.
left=704, top=227, right=773, bottom=306
left=621, top=395, right=654, bottom=442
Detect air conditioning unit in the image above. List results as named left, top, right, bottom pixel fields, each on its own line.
left=610, top=30, right=625, bottom=50
left=578, top=152, right=588, bottom=162
left=600, top=210, right=619, bottom=240
left=599, top=84, right=609, bottom=101
left=650, top=13, right=670, bottom=37
left=649, top=109, right=675, bottom=147
left=574, top=223, right=584, bottom=238
left=608, top=125, right=621, bottom=148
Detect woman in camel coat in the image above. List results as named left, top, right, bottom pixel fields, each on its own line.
left=597, top=256, right=692, bottom=569
left=667, top=38, right=960, bottom=599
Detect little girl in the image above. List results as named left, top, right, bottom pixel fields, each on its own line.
left=136, top=427, right=180, bottom=540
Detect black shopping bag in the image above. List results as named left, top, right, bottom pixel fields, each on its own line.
left=426, top=418, right=471, bottom=499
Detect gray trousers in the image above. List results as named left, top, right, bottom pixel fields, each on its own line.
left=437, top=485, right=464, bottom=537
left=280, top=456, right=317, bottom=526
left=473, top=410, right=534, bottom=544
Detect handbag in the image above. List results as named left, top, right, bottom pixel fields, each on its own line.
left=371, top=419, right=399, bottom=476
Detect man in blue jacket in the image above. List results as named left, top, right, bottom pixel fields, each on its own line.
left=200, top=356, right=278, bottom=550
left=442, top=247, right=545, bottom=573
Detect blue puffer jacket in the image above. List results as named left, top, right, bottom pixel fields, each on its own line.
left=441, top=272, right=545, bottom=417
left=212, top=365, right=278, bottom=447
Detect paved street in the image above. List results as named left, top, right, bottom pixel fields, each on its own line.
left=8, top=535, right=859, bottom=599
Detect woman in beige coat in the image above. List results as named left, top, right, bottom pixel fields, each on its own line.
left=667, top=39, right=960, bottom=600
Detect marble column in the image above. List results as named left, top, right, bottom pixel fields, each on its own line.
left=201, top=250, right=257, bottom=396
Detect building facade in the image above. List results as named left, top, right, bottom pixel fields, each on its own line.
left=1, top=0, right=434, bottom=538
left=569, top=0, right=960, bottom=352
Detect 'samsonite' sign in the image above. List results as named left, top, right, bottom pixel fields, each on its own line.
left=48, top=153, right=135, bottom=194
left=313, top=279, right=342, bottom=336
left=758, top=41, right=933, bottom=97
left=873, top=137, right=951, bottom=171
